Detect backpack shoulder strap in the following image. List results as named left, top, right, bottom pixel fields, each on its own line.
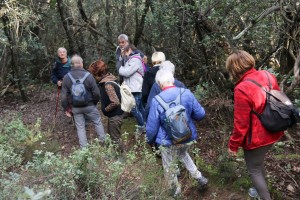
left=130, top=55, right=142, bottom=61
left=67, top=72, right=76, bottom=83
left=179, top=88, right=185, bottom=104
left=130, top=55, right=147, bottom=72
left=173, top=88, right=184, bottom=105
left=79, top=72, right=90, bottom=83
left=264, top=71, right=272, bottom=89
left=155, top=88, right=184, bottom=110
left=105, top=81, right=120, bottom=87
left=155, top=95, right=169, bottom=111
left=245, top=79, right=267, bottom=92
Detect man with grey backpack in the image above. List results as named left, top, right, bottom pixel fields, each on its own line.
left=146, top=69, right=208, bottom=197
left=61, top=55, right=106, bottom=148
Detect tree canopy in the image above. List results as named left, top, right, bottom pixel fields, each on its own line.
left=0, top=0, right=300, bottom=102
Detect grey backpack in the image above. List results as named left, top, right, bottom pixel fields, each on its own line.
left=155, top=88, right=191, bottom=144
left=67, top=72, right=90, bottom=106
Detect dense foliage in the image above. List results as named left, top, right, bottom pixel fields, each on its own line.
left=0, top=0, right=300, bottom=101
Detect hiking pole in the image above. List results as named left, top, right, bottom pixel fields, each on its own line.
left=54, top=86, right=61, bottom=118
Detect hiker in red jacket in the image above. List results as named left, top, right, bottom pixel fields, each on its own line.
left=226, top=50, right=284, bottom=200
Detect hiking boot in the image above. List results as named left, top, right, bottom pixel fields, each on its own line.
left=248, top=187, right=261, bottom=199
left=197, top=176, right=208, bottom=190
left=173, top=187, right=181, bottom=198
left=169, top=183, right=181, bottom=198
left=134, top=125, right=145, bottom=135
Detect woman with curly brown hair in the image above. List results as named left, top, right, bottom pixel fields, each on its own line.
left=89, top=60, right=124, bottom=152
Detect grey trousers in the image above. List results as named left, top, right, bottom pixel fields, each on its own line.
left=244, top=144, right=272, bottom=200
left=72, top=105, right=106, bottom=148
left=160, top=143, right=203, bottom=190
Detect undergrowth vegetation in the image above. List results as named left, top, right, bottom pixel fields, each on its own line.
left=0, top=116, right=289, bottom=199
left=0, top=118, right=170, bottom=199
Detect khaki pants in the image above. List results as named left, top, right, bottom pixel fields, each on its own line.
left=160, top=143, right=203, bottom=191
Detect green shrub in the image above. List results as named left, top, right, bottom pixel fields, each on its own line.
left=0, top=144, right=22, bottom=172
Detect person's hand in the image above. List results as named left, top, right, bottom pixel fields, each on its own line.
left=65, top=111, right=72, bottom=118
left=57, top=80, right=62, bottom=87
left=228, top=148, right=237, bottom=157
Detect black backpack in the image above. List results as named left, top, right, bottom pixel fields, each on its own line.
left=247, top=71, right=297, bottom=132
left=67, top=72, right=90, bottom=106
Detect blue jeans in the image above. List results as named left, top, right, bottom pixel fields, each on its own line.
left=131, top=92, right=145, bottom=126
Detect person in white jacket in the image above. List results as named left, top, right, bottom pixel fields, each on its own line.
left=119, top=44, right=145, bottom=135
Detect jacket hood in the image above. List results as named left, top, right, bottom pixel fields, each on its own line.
left=147, top=66, right=159, bottom=76
left=99, top=73, right=117, bottom=84
left=56, top=57, right=71, bottom=67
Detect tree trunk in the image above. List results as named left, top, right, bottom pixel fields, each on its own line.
left=0, top=46, right=10, bottom=88
left=57, top=0, right=78, bottom=55
left=2, top=16, right=28, bottom=102
left=133, top=0, right=151, bottom=46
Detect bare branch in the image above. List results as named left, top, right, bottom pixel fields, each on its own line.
left=279, top=0, right=294, bottom=24
left=233, top=5, right=280, bottom=40
left=285, top=52, right=300, bottom=95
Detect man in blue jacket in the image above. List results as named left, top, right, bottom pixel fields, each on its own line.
left=51, top=47, right=71, bottom=87
left=146, top=69, right=208, bottom=197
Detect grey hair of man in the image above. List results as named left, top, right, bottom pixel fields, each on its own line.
left=71, top=55, right=83, bottom=68
left=155, top=69, right=175, bottom=87
left=159, top=60, right=175, bottom=75
left=57, top=47, right=67, bottom=54
left=117, top=34, right=129, bottom=41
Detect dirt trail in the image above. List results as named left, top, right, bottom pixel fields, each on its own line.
left=1, top=85, right=299, bottom=199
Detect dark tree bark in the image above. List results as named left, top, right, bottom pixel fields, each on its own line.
left=56, top=0, right=78, bottom=55
left=105, top=0, right=113, bottom=40
left=2, top=16, right=28, bottom=102
left=182, top=0, right=232, bottom=55
left=0, top=46, right=10, bottom=88
left=120, top=0, right=127, bottom=32
left=77, top=0, right=115, bottom=54
left=133, top=0, right=151, bottom=46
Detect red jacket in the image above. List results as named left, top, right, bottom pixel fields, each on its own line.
left=229, top=68, right=284, bottom=152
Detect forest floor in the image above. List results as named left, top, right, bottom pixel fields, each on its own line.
left=0, top=84, right=299, bottom=200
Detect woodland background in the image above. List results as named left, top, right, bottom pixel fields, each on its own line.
left=0, top=0, right=299, bottom=199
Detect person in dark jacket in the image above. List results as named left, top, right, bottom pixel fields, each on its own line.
left=51, top=47, right=71, bottom=86
left=61, top=55, right=106, bottom=148
left=142, top=52, right=166, bottom=106
left=146, top=69, right=207, bottom=197
left=226, top=50, right=284, bottom=200
left=145, top=60, right=186, bottom=119
left=89, top=60, right=124, bottom=152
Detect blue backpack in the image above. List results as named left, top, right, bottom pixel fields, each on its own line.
left=155, top=88, right=191, bottom=144
left=67, top=72, right=90, bottom=106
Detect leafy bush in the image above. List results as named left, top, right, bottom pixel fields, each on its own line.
left=0, top=118, right=42, bottom=152
left=0, top=119, right=170, bottom=199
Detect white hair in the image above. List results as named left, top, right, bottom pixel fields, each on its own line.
left=155, top=69, right=175, bottom=86
left=151, top=52, right=166, bottom=63
left=159, top=60, right=175, bottom=75
left=57, top=47, right=67, bottom=54
left=118, top=34, right=129, bottom=41
left=71, top=55, right=83, bottom=67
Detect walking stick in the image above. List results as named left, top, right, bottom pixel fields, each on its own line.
left=54, top=86, right=61, bottom=118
